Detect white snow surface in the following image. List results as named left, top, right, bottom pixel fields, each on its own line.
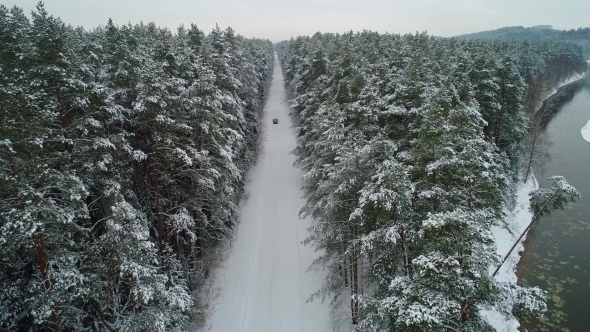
left=481, top=176, right=538, bottom=331
left=491, top=177, right=539, bottom=284
left=202, top=54, right=336, bottom=332
left=582, top=119, right=590, bottom=143
left=541, top=72, right=586, bottom=104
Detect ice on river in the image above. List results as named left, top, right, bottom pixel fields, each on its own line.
left=582, top=119, right=590, bottom=143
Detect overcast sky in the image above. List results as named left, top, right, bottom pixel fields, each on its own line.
left=1, top=0, right=589, bottom=41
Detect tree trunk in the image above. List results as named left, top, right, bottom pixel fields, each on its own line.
left=401, top=227, right=409, bottom=277
left=349, top=254, right=357, bottom=325
left=56, top=85, right=74, bottom=158
left=493, top=189, right=560, bottom=277
left=458, top=252, right=469, bottom=323
left=154, top=148, right=165, bottom=261
left=461, top=290, right=469, bottom=323
left=353, top=249, right=359, bottom=324
left=343, top=259, right=349, bottom=287
left=350, top=224, right=359, bottom=325
left=493, top=86, right=506, bottom=147
left=492, top=112, right=502, bottom=147
left=32, top=233, right=62, bottom=332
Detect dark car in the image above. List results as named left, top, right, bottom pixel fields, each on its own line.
left=273, top=118, right=278, bottom=124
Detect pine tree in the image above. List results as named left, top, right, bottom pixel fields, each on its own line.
left=0, top=4, right=274, bottom=329
left=279, top=30, right=585, bottom=331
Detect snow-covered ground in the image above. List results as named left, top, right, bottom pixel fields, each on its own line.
left=484, top=71, right=587, bottom=331
left=542, top=72, right=587, bottom=104
left=199, top=54, right=336, bottom=332
left=582, top=119, right=590, bottom=143
left=482, top=176, right=538, bottom=331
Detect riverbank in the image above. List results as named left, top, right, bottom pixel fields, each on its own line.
left=517, top=76, right=590, bottom=331
left=483, top=71, right=587, bottom=331
left=483, top=176, right=539, bottom=331
left=542, top=72, right=587, bottom=109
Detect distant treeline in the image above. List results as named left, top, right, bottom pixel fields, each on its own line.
left=277, top=31, right=586, bottom=331
left=455, top=26, right=590, bottom=58
left=0, top=3, right=273, bottom=331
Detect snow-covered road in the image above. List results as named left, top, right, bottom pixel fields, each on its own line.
left=207, top=54, right=335, bottom=332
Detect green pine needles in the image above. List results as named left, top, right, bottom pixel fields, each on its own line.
left=278, top=31, right=584, bottom=331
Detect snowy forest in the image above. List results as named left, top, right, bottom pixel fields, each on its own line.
left=1, top=1, right=589, bottom=332
left=456, top=26, right=590, bottom=58
left=0, top=3, right=273, bottom=331
left=277, top=32, right=585, bottom=331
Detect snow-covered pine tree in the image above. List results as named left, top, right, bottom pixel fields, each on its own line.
left=492, top=56, right=528, bottom=178
left=0, top=5, right=36, bottom=329
left=0, top=4, right=89, bottom=330
left=0, top=3, right=273, bottom=329
left=279, top=30, right=585, bottom=330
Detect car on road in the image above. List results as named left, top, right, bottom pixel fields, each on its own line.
left=273, top=118, right=278, bottom=124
